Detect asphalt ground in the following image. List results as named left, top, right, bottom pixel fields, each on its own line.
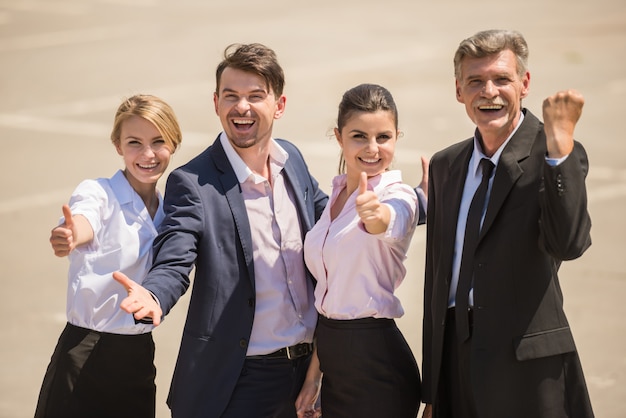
left=1, top=1, right=625, bottom=417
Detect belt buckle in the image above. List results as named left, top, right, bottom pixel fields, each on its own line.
left=285, top=343, right=309, bottom=360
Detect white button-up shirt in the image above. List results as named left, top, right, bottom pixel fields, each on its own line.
left=65, top=169, right=162, bottom=334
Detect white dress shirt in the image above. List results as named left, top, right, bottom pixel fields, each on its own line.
left=65, top=169, right=162, bottom=334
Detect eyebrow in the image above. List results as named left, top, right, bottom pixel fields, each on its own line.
left=221, top=87, right=268, bottom=95
left=123, top=135, right=163, bottom=141
left=349, top=129, right=394, bottom=136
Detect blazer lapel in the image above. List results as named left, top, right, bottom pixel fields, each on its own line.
left=283, top=160, right=312, bottom=235
left=209, top=137, right=255, bottom=284
left=441, top=141, right=473, bottom=285
left=481, top=110, right=539, bottom=239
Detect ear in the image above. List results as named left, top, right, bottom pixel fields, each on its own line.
left=274, top=95, right=286, bottom=119
left=455, top=79, right=463, bottom=103
left=334, top=128, right=343, bottom=148
left=115, top=142, right=123, bottom=156
left=520, top=71, right=531, bottom=99
left=213, top=92, right=219, bottom=115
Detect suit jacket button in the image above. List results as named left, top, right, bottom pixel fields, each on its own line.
left=248, top=298, right=255, bottom=307
left=239, top=339, right=248, bottom=348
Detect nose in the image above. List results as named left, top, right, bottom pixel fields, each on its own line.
left=142, top=144, right=157, bottom=158
left=365, top=138, right=378, bottom=154
left=481, top=80, right=497, bottom=97
left=235, top=97, right=250, bottom=113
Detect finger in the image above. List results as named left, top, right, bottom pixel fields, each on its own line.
left=50, top=224, right=72, bottom=257
left=62, top=204, right=74, bottom=229
left=133, top=306, right=154, bottom=321
left=112, top=271, right=133, bottom=293
left=134, top=306, right=161, bottom=326
left=420, top=156, right=429, bottom=178
left=419, top=155, right=430, bottom=197
left=358, top=172, right=368, bottom=195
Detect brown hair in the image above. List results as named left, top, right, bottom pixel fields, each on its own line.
left=215, top=43, right=285, bottom=98
left=336, top=83, right=399, bottom=174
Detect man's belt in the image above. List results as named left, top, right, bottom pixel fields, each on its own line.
left=247, top=342, right=313, bottom=360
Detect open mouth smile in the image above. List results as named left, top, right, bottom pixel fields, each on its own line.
left=478, top=104, right=504, bottom=112
left=359, top=157, right=381, bottom=165
left=233, top=119, right=255, bottom=130
left=138, top=163, right=159, bottom=170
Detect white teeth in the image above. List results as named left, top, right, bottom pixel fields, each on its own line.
left=139, top=163, right=158, bottom=169
left=361, top=158, right=379, bottom=163
left=479, top=105, right=503, bottom=110
left=233, top=119, right=253, bottom=124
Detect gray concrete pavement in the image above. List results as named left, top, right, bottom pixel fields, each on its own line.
left=1, top=1, right=624, bottom=417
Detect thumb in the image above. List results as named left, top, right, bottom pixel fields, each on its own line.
left=62, top=204, right=74, bottom=229
left=358, top=172, right=368, bottom=195
left=112, top=271, right=133, bottom=293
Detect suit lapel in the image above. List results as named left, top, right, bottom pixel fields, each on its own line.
left=283, top=159, right=311, bottom=235
left=209, top=138, right=255, bottom=284
left=441, top=141, right=473, bottom=284
left=480, top=110, right=539, bottom=239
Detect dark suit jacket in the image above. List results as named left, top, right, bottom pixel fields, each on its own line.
left=142, top=136, right=328, bottom=418
left=422, top=110, right=594, bottom=418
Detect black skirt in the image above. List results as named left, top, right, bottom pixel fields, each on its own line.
left=316, top=316, right=421, bottom=418
left=35, top=322, right=156, bottom=418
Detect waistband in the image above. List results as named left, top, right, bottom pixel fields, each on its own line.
left=66, top=322, right=152, bottom=340
left=318, top=315, right=395, bottom=329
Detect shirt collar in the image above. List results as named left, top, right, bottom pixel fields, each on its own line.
left=110, top=169, right=134, bottom=205
left=470, top=111, right=525, bottom=176
left=110, top=169, right=163, bottom=222
left=331, top=170, right=403, bottom=194
left=219, top=132, right=289, bottom=184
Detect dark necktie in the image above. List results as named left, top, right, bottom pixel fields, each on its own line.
left=455, top=158, right=494, bottom=341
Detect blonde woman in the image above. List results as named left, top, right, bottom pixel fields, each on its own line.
left=35, top=95, right=182, bottom=418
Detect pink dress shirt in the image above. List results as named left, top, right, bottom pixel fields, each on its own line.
left=220, top=134, right=317, bottom=355
left=304, top=170, right=417, bottom=320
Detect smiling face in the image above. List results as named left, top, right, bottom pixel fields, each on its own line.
left=335, top=110, right=398, bottom=186
left=213, top=67, right=285, bottom=151
left=456, top=49, right=530, bottom=148
left=115, top=115, right=172, bottom=192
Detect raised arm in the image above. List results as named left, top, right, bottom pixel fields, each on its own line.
left=542, top=89, right=584, bottom=158
left=539, top=90, right=592, bottom=260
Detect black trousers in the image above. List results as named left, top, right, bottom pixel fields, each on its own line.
left=221, top=353, right=311, bottom=418
left=435, top=308, right=477, bottom=418
left=316, top=316, right=421, bottom=418
left=35, top=323, right=156, bottom=418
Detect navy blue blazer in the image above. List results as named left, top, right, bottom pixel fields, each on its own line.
left=142, top=136, right=328, bottom=418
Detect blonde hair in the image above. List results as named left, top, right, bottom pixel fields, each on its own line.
left=110, top=94, right=182, bottom=152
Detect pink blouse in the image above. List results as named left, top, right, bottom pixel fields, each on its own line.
left=304, top=170, right=418, bottom=320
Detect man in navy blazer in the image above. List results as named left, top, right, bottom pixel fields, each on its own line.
left=422, top=30, right=594, bottom=418
left=115, top=43, right=328, bottom=417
